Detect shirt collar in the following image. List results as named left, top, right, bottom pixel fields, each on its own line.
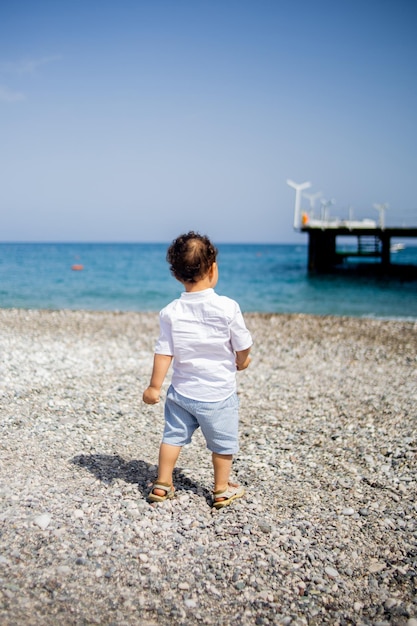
left=180, top=288, right=214, bottom=300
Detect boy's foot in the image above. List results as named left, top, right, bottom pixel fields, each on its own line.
left=212, top=483, right=245, bottom=509
left=148, top=482, right=175, bottom=502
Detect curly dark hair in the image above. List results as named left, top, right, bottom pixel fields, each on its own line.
left=167, top=231, right=218, bottom=283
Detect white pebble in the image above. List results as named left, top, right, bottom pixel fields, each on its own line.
left=325, top=566, right=339, bottom=579
left=178, top=582, right=190, bottom=590
left=33, top=514, right=51, bottom=530
left=368, top=561, right=386, bottom=573
left=342, top=508, right=355, bottom=516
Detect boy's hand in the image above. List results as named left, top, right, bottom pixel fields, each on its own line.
left=143, top=386, right=161, bottom=404
left=235, top=347, right=251, bottom=371
left=236, top=355, right=251, bottom=370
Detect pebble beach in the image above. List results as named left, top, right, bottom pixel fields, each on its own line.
left=1, top=308, right=416, bottom=626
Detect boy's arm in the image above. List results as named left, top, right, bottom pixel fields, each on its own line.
left=235, top=347, right=251, bottom=371
left=143, top=354, right=173, bottom=404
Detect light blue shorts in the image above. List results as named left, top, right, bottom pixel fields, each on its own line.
left=162, top=385, right=239, bottom=455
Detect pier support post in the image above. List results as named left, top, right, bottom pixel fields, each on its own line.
left=308, top=231, right=338, bottom=271
left=380, top=234, right=391, bottom=268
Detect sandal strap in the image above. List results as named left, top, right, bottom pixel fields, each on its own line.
left=213, top=484, right=244, bottom=499
left=152, top=482, right=173, bottom=495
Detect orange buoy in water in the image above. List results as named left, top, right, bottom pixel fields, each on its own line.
left=71, top=264, right=84, bottom=271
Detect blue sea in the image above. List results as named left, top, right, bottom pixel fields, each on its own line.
left=0, top=243, right=416, bottom=320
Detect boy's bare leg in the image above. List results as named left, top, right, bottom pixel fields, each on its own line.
left=212, top=452, right=233, bottom=493
left=152, top=443, right=182, bottom=496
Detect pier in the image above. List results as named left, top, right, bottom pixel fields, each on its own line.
left=301, top=224, right=417, bottom=272
left=287, top=180, right=417, bottom=273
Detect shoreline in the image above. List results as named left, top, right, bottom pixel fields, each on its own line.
left=1, top=309, right=416, bottom=625
left=1, top=305, right=417, bottom=321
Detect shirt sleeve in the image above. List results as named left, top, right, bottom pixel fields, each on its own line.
left=154, top=310, right=174, bottom=355
left=229, top=304, right=253, bottom=352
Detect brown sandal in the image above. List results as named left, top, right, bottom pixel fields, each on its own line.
left=148, top=482, right=175, bottom=502
left=212, top=484, right=245, bottom=509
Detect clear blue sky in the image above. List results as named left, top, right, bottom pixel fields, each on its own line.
left=1, top=0, right=416, bottom=243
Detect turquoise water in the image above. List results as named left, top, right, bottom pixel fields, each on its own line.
left=0, top=243, right=416, bottom=319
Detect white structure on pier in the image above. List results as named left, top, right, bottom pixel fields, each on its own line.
left=286, top=179, right=311, bottom=229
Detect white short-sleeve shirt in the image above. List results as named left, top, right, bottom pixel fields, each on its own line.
left=155, top=288, right=252, bottom=401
